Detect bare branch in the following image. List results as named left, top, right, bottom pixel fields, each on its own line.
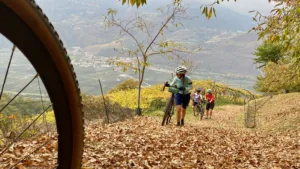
left=109, top=16, right=145, bottom=57
left=141, top=17, right=154, bottom=40
left=148, top=50, right=174, bottom=56
left=144, top=3, right=183, bottom=55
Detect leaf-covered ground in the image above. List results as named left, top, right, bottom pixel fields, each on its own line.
left=0, top=104, right=299, bottom=168
left=83, top=115, right=300, bottom=169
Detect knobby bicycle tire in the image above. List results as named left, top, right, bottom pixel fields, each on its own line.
left=194, top=105, right=200, bottom=116
left=0, top=1, right=84, bottom=168
left=162, top=95, right=174, bottom=126
left=199, top=105, right=204, bottom=119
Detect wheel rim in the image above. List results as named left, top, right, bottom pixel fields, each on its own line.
left=0, top=2, right=83, bottom=168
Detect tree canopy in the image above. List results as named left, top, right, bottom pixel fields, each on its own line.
left=253, top=0, right=300, bottom=93
left=253, top=41, right=284, bottom=68
left=255, top=60, right=300, bottom=93
left=253, top=0, right=300, bottom=60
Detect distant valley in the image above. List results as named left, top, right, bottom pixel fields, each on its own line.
left=0, top=0, right=262, bottom=96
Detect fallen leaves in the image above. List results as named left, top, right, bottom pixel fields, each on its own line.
left=0, top=115, right=299, bottom=168
left=0, top=133, right=57, bottom=169
left=83, top=116, right=300, bottom=168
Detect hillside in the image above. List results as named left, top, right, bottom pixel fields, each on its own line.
left=0, top=94, right=48, bottom=116
left=2, top=106, right=299, bottom=168
left=176, top=93, right=300, bottom=136
left=0, top=0, right=262, bottom=96
left=254, top=93, right=300, bottom=135
left=34, top=0, right=254, bottom=48
left=106, top=79, right=250, bottom=113
left=1, top=81, right=299, bottom=168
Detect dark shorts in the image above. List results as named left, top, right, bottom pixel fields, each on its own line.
left=175, top=93, right=190, bottom=109
left=192, top=101, right=199, bottom=106
left=206, top=102, right=215, bottom=110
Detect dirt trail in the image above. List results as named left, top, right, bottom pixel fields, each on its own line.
left=83, top=114, right=300, bottom=168
left=190, top=105, right=246, bottom=129
left=1, top=98, right=299, bottom=168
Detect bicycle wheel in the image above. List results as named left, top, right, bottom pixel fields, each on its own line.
left=194, top=105, right=199, bottom=117
left=165, top=101, right=174, bottom=125
left=199, top=105, right=204, bottom=120
left=162, top=95, right=174, bottom=126
left=0, top=1, right=83, bottom=169
left=195, top=105, right=200, bottom=116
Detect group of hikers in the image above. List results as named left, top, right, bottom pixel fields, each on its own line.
left=165, top=66, right=215, bottom=126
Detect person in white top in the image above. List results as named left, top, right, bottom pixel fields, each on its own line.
left=191, top=88, right=203, bottom=116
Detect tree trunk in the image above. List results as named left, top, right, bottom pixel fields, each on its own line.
left=136, top=63, right=142, bottom=116
left=136, top=81, right=142, bottom=116
left=136, top=62, right=146, bottom=116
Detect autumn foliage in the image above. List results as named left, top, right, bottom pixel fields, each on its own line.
left=255, top=60, right=300, bottom=93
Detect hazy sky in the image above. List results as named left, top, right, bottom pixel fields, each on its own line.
left=210, top=0, right=276, bottom=15
left=137, top=0, right=276, bottom=16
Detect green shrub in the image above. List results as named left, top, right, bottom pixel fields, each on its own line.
left=82, top=95, right=135, bottom=123
left=147, top=98, right=166, bottom=112
left=108, top=79, right=139, bottom=93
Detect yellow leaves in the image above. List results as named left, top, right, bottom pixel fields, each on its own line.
left=254, top=0, right=300, bottom=58
left=121, top=0, right=147, bottom=8
left=256, top=60, right=300, bottom=92
left=107, top=84, right=167, bottom=110
left=107, top=80, right=251, bottom=111
left=207, top=7, right=213, bottom=20
left=107, top=8, right=117, bottom=16
left=129, top=0, right=134, bottom=6
left=270, top=35, right=279, bottom=42
left=200, top=0, right=236, bottom=19
left=32, top=111, right=55, bottom=123
left=201, top=6, right=214, bottom=19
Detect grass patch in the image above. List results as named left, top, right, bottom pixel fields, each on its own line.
left=144, top=110, right=163, bottom=117
left=215, top=97, right=244, bottom=106
left=236, top=111, right=245, bottom=128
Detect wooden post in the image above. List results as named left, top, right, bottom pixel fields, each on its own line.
left=98, top=79, right=110, bottom=124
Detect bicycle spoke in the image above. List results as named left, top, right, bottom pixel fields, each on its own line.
left=7, top=100, right=48, bottom=106
left=0, top=37, right=56, bottom=167
left=9, top=136, right=55, bottom=169
left=37, top=76, right=49, bottom=132
left=1, top=1, right=84, bottom=167
left=37, top=77, right=45, bottom=111
left=0, top=73, right=38, bottom=113
left=0, top=45, right=16, bottom=101
left=0, top=105, right=52, bottom=157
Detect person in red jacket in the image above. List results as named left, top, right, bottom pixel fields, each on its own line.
left=205, top=89, right=215, bottom=119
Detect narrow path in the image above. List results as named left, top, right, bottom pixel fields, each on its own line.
left=83, top=113, right=300, bottom=168
left=0, top=105, right=298, bottom=168
left=187, top=105, right=246, bottom=129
